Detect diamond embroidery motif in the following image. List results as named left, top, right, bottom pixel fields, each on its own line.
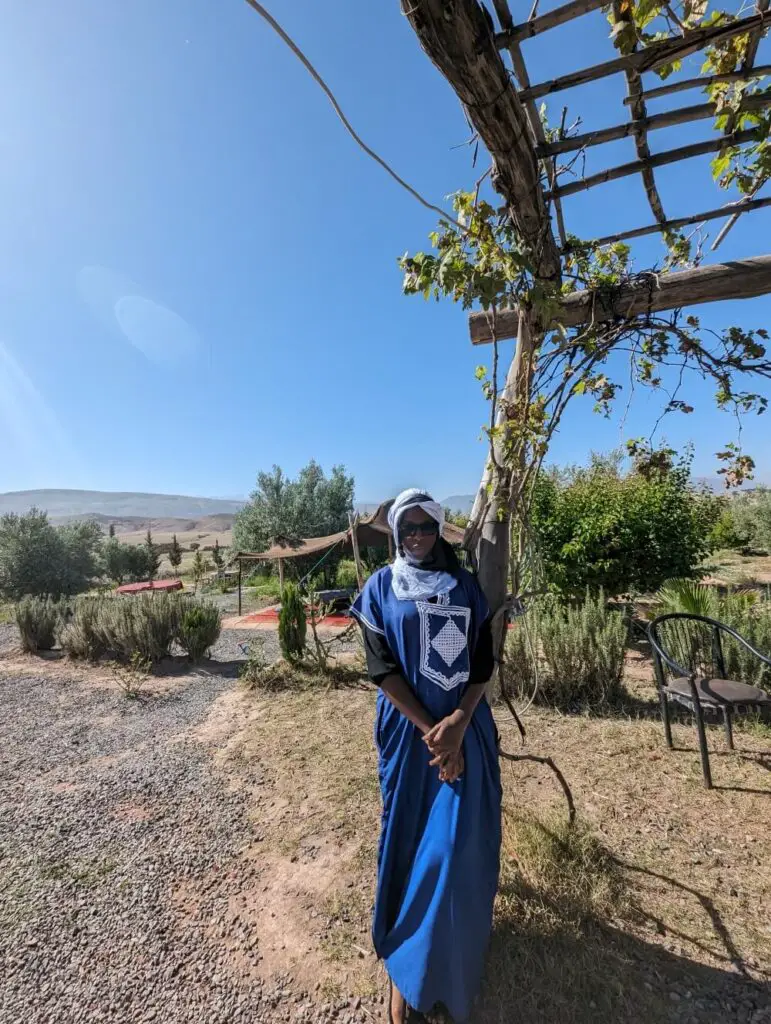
left=431, top=618, right=467, bottom=667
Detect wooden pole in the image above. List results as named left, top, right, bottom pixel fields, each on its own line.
left=349, top=512, right=365, bottom=591
left=278, top=558, right=284, bottom=592
left=469, top=255, right=771, bottom=341
left=573, top=195, right=771, bottom=248
left=627, top=64, right=771, bottom=105
left=548, top=127, right=761, bottom=200
left=520, top=11, right=768, bottom=101
left=238, top=557, right=242, bottom=617
left=495, top=0, right=608, bottom=45
left=537, top=92, right=771, bottom=157
left=400, top=0, right=560, bottom=280
left=492, top=0, right=568, bottom=245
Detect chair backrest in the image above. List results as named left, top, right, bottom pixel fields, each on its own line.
left=648, top=614, right=726, bottom=683
left=649, top=611, right=771, bottom=688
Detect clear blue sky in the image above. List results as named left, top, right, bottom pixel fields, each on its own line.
left=1, top=0, right=769, bottom=502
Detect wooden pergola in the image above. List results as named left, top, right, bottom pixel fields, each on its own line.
left=400, top=0, right=771, bottom=632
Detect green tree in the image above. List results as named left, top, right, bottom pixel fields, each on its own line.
left=0, top=509, right=103, bottom=599
left=108, top=523, right=116, bottom=538
left=192, top=549, right=206, bottom=586
left=730, top=488, right=771, bottom=553
left=144, top=529, right=160, bottom=581
left=278, top=581, right=306, bottom=662
left=233, top=461, right=355, bottom=553
left=168, top=534, right=183, bottom=572
left=211, top=538, right=224, bottom=570
left=529, top=454, right=714, bottom=597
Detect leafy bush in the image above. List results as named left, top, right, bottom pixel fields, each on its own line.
left=250, top=576, right=282, bottom=602
left=278, top=582, right=306, bottom=662
left=530, top=460, right=714, bottom=597
left=0, top=509, right=103, bottom=600
left=102, top=538, right=156, bottom=585
left=14, top=597, right=59, bottom=653
left=178, top=602, right=221, bottom=662
left=59, top=597, right=109, bottom=660
left=729, top=488, right=771, bottom=554
left=335, top=559, right=365, bottom=590
left=504, top=592, right=628, bottom=709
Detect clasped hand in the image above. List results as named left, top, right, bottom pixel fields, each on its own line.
left=423, top=710, right=467, bottom=784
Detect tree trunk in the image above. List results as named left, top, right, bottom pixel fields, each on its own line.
left=468, top=310, right=538, bottom=688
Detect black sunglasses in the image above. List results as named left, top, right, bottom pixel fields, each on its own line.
left=401, top=520, right=439, bottom=538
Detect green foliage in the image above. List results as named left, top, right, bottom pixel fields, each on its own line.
left=14, top=596, right=59, bottom=653
left=102, top=538, right=156, bottom=585
left=0, top=509, right=103, bottom=600
left=403, top=198, right=770, bottom=498
left=59, top=598, right=108, bottom=661
left=211, top=538, right=224, bottom=569
left=111, top=652, right=152, bottom=699
left=707, top=501, right=751, bottom=551
left=192, top=549, right=207, bottom=584
left=655, top=578, right=723, bottom=617
left=505, top=592, right=629, bottom=709
left=249, top=575, right=283, bottom=602
left=530, top=456, right=713, bottom=597
left=335, top=559, right=365, bottom=590
left=168, top=534, right=183, bottom=571
left=144, top=530, right=160, bottom=582
left=233, top=461, right=355, bottom=554
left=178, top=601, right=222, bottom=662
left=729, top=488, right=771, bottom=553
left=59, top=593, right=220, bottom=664
left=278, top=582, right=307, bottom=662
left=444, top=507, right=470, bottom=529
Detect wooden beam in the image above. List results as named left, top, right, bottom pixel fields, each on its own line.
left=709, top=0, right=770, bottom=252
left=495, top=0, right=609, bottom=45
left=400, top=0, right=561, bottom=280
left=548, top=127, right=761, bottom=199
left=626, top=64, right=771, bottom=105
left=539, top=91, right=771, bottom=155
left=492, top=0, right=568, bottom=245
left=521, top=11, right=768, bottom=101
left=469, top=255, right=771, bottom=342
left=579, top=195, right=771, bottom=247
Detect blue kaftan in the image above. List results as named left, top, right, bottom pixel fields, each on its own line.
left=352, top=566, right=502, bottom=1023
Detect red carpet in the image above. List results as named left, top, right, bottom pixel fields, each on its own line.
left=243, top=607, right=352, bottom=628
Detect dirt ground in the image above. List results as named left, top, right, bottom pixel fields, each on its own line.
left=1, top=639, right=770, bottom=1023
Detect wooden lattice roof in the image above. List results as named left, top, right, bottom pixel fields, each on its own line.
left=401, top=0, right=771, bottom=342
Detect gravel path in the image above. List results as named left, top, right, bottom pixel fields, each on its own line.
left=0, top=654, right=372, bottom=1024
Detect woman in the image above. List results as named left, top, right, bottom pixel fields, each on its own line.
left=351, top=489, right=502, bottom=1024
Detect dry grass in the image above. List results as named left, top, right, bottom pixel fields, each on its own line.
left=229, top=652, right=771, bottom=1022
left=703, top=549, right=771, bottom=587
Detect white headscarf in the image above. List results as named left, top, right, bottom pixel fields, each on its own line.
left=388, top=488, right=456, bottom=601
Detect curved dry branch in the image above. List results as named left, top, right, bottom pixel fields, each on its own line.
left=499, top=750, right=577, bottom=824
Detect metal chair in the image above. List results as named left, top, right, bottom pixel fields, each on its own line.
left=647, top=613, right=771, bottom=788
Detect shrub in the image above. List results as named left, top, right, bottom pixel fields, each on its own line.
left=0, top=510, right=103, bottom=600
left=178, top=601, right=221, bottom=662
left=59, top=593, right=184, bottom=663
left=530, top=461, right=713, bottom=597
left=730, top=488, right=771, bottom=553
left=335, top=559, right=364, bottom=590
left=504, top=592, right=628, bottom=709
left=14, top=596, right=59, bottom=653
left=278, top=582, right=306, bottom=662
left=59, top=597, right=109, bottom=660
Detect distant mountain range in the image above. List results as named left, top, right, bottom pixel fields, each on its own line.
left=0, top=489, right=246, bottom=521
left=0, top=488, right=480, bottom=526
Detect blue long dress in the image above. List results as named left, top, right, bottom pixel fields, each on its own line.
left=352, top=566, right=502, bottom=1022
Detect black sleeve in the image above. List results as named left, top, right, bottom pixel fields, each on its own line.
left=362, top=624, right=400, bottom=685
left=469, top=616, right=494, bottom=686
